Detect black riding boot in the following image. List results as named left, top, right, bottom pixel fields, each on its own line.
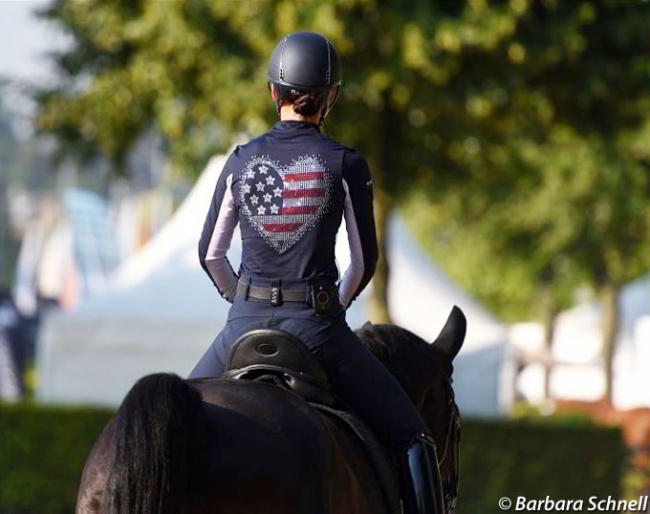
left=399, top=433, right=445, bottom=514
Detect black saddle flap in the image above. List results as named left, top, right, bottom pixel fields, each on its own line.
left=226, top=329, right=328, bottom=384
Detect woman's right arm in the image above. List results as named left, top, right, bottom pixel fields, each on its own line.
left=198, top=156, right=240, bottom=302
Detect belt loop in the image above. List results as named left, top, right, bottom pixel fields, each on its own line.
left=305, top=283, right=312, bottom=305
left=244, top=277, right=251, bottom=301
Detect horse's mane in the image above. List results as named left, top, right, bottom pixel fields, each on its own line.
left=355, top=323, right=452, bottom=388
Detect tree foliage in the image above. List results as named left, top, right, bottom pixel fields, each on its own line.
left=404, top=0, right=650, bottom=317
left=399, top=0, right=650, bottom=399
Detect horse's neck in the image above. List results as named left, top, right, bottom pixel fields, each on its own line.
left=378, top=347, right=434, bottom=405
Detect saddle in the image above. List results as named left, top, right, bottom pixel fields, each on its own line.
left=222, top=329, right=401, bottom=514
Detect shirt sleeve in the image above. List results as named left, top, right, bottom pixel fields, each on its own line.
left=198, top=155, right=239, bottom=302
left=338, top=151, right=378, bottom=307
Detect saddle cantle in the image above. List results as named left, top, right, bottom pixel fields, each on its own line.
left=222, top=328, right=401, bottom=514
left=222, top=328, right=337, bottom=407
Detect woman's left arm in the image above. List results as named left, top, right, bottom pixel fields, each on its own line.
left=338, top=151, right=379, bottom=308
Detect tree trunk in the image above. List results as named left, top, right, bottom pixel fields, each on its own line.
left=539, top=284, right=558, bottom=400
left=369, top=191, right=393, bottom=323
left=367, top=100, right=393, bottom=324
left=600, top=281, right=619, bottom=405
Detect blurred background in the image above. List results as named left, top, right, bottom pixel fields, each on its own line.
left=1, top=0, right=649, bottom=512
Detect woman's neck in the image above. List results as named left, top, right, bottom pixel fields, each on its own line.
left=279, top=104, right=320, bottom=124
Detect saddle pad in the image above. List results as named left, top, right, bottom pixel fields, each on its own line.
left=311, top=403, right=402, bottom=514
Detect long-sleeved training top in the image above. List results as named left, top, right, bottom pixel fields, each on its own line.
left=198, top=120, right=378, bottom=308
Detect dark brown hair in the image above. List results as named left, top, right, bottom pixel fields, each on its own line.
left=289, top=92, right=324, bottom=117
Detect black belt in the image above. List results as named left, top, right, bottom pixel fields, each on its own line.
left=236, top=280, right=309, bottom=306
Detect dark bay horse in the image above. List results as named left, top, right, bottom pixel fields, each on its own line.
left=76, top=307, right=466, bottom=514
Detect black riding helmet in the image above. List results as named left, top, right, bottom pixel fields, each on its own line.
left=267, top=31, right=342, bottom=122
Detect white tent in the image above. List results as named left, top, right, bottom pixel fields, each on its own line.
left=37, top=156, right=508, bottom=416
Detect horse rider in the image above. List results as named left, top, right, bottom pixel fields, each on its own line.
left=190, top=31, right=445, bottom=514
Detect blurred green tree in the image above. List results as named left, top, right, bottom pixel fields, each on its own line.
left=403, top=0, right=650, bottom=401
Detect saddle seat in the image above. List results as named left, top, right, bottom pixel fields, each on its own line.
left=222, top=328, right=337, bottom=407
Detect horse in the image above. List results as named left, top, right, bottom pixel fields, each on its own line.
left=76, top=307, right=466, bottom=514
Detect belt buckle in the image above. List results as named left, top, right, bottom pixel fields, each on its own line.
left=270, top=286, right=282, bottom=306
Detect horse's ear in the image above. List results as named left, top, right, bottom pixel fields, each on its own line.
left=432, top=305, right=466, bottom=360
left=361, top=321, right=373, bottom=329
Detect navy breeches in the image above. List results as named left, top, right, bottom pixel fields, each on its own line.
left=189, top=296, right=427, bottom=450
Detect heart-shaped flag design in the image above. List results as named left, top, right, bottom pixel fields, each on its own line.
left=239, top=155, right=332, bottom=254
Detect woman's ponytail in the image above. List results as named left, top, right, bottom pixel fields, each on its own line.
left=290, top=93, right=324, bottom=117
